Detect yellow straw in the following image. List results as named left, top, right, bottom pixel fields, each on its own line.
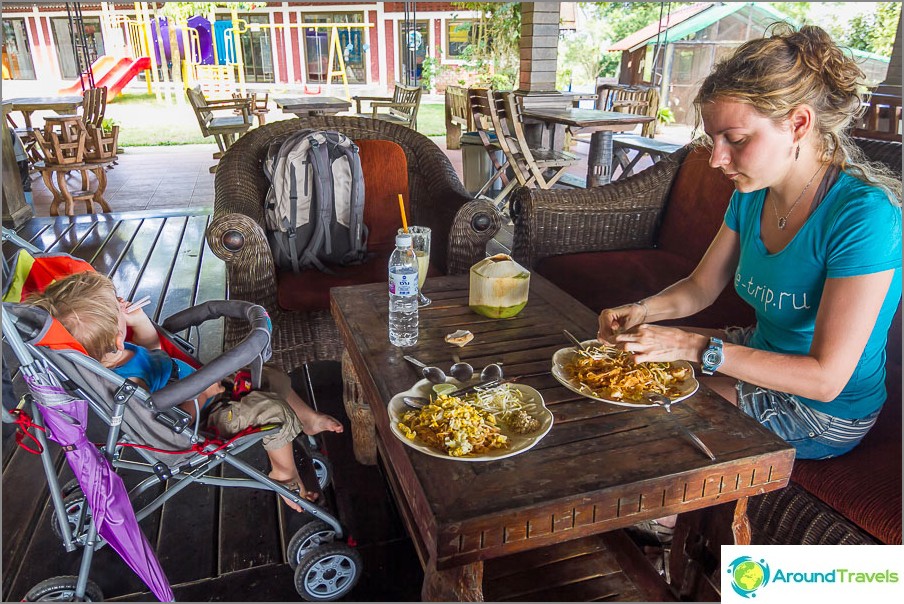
left=398, top=194, right=409, bottom=233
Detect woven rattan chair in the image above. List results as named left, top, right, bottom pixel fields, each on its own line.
left=206, top=116, right=473, bottom=372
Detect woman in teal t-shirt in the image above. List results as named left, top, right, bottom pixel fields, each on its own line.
left=597, top=24, right=902, bottom=462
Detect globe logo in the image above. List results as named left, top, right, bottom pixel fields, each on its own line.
left=727, top=556, right=770, bottom=598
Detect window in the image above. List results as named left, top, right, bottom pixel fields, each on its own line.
left=446, top=21, right=472, bottom=58
left=2, top=18, right=36, bottom=79
left=304, top=12, right=365, bottom=84
left=398, top=20, right=429, bottom=85
left=237, top=13, right=273, bottom=83
left=51, top=16, right=105, bottom=80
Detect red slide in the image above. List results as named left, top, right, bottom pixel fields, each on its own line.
left=58, top=55, right=151, bottom=98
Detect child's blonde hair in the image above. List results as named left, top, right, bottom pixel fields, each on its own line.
left=26, top=272, right=121, bottom=360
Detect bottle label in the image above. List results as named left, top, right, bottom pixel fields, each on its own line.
left=389, top=271, right=418, bottom=297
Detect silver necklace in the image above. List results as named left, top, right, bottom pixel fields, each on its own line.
left=771, top=164, right=824, bottom=230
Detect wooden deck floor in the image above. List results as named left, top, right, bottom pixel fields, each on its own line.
left=2, top=210, right=672, bottom=602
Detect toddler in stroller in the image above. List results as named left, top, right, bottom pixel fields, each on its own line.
left=27, top=270, right=343, bottom=509
left=2, top=238, right=362, bottom=602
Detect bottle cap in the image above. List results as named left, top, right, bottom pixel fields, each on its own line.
left=396, top=233, right=413, bottom=247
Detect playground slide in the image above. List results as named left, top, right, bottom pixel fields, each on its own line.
left=58, top=54, right=118, bottom=94
left=58, top=56, right=151, bottom=98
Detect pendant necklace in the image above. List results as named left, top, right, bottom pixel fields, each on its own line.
left=770, top=163, right=824, bottom=230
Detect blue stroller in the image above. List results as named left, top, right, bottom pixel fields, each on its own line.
left=1, top=228, right=361, bottom=601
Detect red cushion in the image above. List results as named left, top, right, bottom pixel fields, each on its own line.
left=789, top=306, right=902, bottom=545
left=275, top=138, right=413, bottom=312
left=657, top=146, right=736, bottom=263
left=537, top=249, right=754, bottom=329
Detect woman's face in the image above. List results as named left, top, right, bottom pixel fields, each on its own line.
left=701, top=98, right=795, bottom=193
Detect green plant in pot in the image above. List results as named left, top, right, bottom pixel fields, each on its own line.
left=656, top=106, right=675, bottom=133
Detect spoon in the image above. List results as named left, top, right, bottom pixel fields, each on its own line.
left=402, top=355, right=447, bottom=384
left=402, top=396, right=429, bottom=410
left=479, top=363, right=504, bottom=381
left=448, top=361, right=475, bottom=382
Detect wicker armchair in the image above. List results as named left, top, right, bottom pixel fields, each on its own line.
left=206, top=116, right=473, bottom=372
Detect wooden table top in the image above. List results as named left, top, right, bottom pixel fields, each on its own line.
left=7, top=96, right=84, bottom=112
left=522, top=107, right=654, bottom=129
left=331, top=273, right=795, bottom=570
left=274, top=96, right=352, bottom=111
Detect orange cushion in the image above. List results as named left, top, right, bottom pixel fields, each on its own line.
left=357, top=139, right=410, bottom=249
left=276, top=138, right=413, bottom=312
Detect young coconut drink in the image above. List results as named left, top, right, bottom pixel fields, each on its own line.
left=469, top=254, right=530, bottom=318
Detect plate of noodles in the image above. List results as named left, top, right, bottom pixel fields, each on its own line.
left=388, top=379, right=554, bottom=461
left=551, top=340, right=699, bottom=408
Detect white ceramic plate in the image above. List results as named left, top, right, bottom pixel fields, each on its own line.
left=551, top=340, right=699, bottom=408
left=388, top=379, right=554, bottom=462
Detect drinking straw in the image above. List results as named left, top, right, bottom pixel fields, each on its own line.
left=125, top=295, right=151, bottom=314
left=398, top=194, right=409, bottom=233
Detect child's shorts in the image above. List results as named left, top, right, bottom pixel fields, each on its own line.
left=208, top=390, right=302, bottom=451
left=723, top=326, right=880, bottom=460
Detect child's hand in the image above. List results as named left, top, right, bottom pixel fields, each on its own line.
left=118, top=297, right=161, bottom=349
left=200, top=381, right=226, bottom=403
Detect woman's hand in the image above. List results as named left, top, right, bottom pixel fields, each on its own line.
left=614, top=324, right=708, bottom=364
left=598, top=302, right=646, bottom=342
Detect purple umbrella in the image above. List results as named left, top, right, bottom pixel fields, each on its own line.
left=25, top=375, right=174, bottom=602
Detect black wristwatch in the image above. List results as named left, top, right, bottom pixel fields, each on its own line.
left=701, top=337, right=724, bottom=376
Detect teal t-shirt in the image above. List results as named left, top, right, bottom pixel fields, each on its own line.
left=724, top=171, right=902, bottom=418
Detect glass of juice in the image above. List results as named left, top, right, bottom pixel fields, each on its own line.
left=400, top=226, right=431, bottom=307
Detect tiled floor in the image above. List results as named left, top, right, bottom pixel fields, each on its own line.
left=28, top=145, right=219, bottom=216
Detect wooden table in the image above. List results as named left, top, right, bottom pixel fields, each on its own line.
left=330, top=273, right=796, bottom=601
left=7, top=96, right=85, bottom=128
left=274, top=96, right=352, bottom=117
left=522, top=107, right=654, bottom=186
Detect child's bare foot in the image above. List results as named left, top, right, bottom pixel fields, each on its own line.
left=302, top=412, right=344, bottom=436
left=270, top=472, right=318, bottom=512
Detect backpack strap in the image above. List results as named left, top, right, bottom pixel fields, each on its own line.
left=336, top=140, right=368, bottom=265
left=299, top=134, right=333, bottom=274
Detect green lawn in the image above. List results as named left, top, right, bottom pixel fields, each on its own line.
left=107, top=93, right=446, bottom=146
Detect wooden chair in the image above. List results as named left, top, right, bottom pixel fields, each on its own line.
left=467, top=87, right=511, bottom=204
left=444, top=85, right=474, bottom=149
left=352, top=83, right=422, bottom=129
left=80, top=86, right=108, bottom=129
left=851, top=91, right=902, bottom=142
left=487, top=90, right=579, bottom=213
left=595, top=83, right=659, bottom=138
left=187, top=86, right=254, bottom=171
left=232, top=91, right=270, bottom=127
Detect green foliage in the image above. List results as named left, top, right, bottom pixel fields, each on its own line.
left=767, top=2, right=809, bottom=24
left=574, top=2, right=694, bottom=79
left=656, top=106, right=675, bottom=125
left=840, top=2, right=901, bottom=56
left=420, top=54, right=443, bottom=91
left=101, top=117, right=119, bottom=133
left=159, top=2, right=257, bottom=21
left=451, top=2, right=520, bottom=88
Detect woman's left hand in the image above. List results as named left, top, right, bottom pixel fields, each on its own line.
left=614, top=324, right=706, bottom=364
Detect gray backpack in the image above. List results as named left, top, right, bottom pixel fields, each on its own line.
left=263, top=130, right=367, bottom=273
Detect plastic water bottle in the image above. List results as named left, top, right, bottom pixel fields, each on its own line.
left=388, top=233, right=419, bottom=347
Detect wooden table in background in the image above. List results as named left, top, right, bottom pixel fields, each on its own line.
left=274, top=96, right=352, bottom=117
left=7, top=96, right=84, bottom=128
left=330, top=273, right=795, bottom=601
left=522, top=107, right=655, bottom=186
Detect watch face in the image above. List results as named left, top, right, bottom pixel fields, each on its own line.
left=703, top=348, right=723, bottom=367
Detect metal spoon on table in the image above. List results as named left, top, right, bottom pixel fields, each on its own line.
left=401, top=355, right=447, bottom=384
left=645, top=393, right=716, bottom=461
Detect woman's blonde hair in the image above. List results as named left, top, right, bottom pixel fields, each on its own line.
left=693, top=22, right=901, bottom=202
left=26, top=272, right=121, bottom=360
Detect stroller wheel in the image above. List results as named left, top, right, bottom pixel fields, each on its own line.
left=50, top=492, right=91, bottom=542
left=287, top=520, right=337, bottom=569
left=293, top=542, right=362, bottom=602
left=309, top=451, right=333, bottom=490
left=24, top=575, right=104, bottom=601
left=60, top=479, right=82, bottom=498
